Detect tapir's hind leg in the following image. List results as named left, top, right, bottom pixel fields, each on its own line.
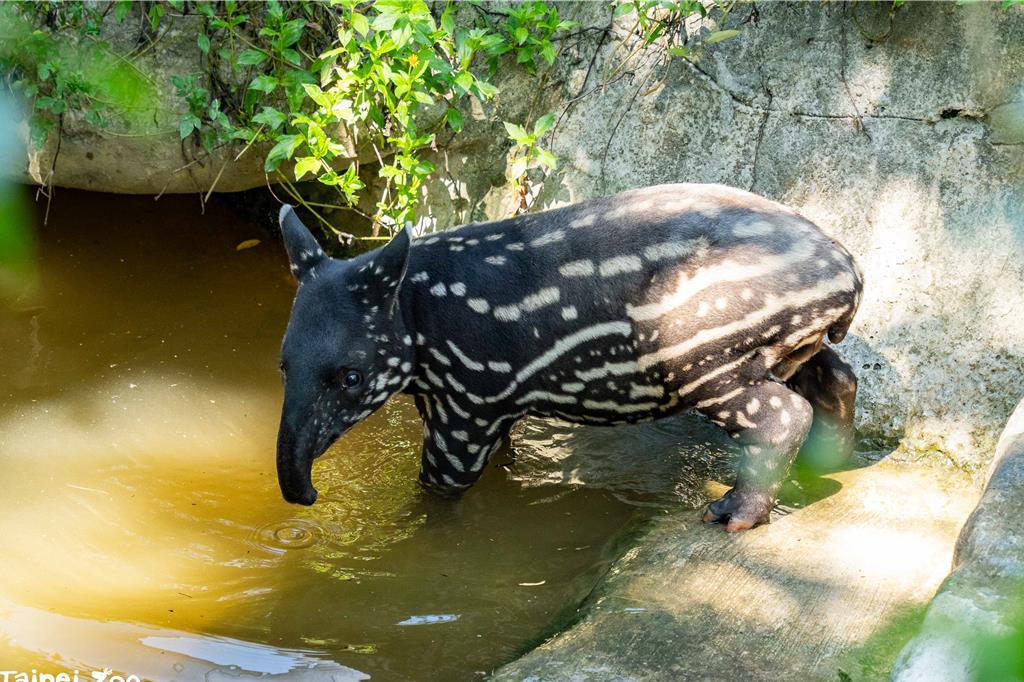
left=695, top=381, right=813, bottom=532
left=785, top=345, right=857, bottom=469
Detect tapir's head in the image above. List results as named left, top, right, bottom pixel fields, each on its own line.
left=276, top=205, right=413, bottom=505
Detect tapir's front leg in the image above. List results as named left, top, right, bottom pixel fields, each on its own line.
left=413, top=395, right=509, bottom=494
left=694, top=381, right=813, bottom=532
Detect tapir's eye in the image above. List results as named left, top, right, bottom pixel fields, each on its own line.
left=342, top=370, right=363, bottom=388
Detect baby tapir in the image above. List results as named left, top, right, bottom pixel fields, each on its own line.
left=276, top=183, right=863, bottom=532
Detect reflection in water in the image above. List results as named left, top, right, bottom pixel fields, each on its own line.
left=0, top=602, right=368, bottom=681
left=0, top=190, right=729, bottom=681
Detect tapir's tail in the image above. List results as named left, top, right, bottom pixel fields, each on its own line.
left=827, top=254, right=864, bottom=344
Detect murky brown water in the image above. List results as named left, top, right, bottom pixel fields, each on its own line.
left=0, top=190, right=675, bottom=681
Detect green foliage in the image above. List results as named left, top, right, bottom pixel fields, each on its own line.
left=172, top=0, right=575, bottom=231
left=0, top=2, right=157, bottom=149
left=504, top=113, right=558, bottom=187
left=612, top=0, right=738, bottom=60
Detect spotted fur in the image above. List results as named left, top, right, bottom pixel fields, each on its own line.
left=275, top=183, right=863, bottom=531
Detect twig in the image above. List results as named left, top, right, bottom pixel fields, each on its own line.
left=274, top=171, right=358, bottom=241
left=840, top=2, right=872, bottom=142
left=34, top=114, right=64, bottom=226
left=599, top=75, right=647, bottom=191
left=201, top=125, right=266, bottom=205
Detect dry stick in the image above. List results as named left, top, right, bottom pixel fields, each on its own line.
left=599, top=14, right=642, bottom=84
left=264, top=172, right=288, bottom=205
left=274, top=171, right=358, bottom=242
left=35, top=114, right=64, bottom=226
left=201, top=125, right=267, bottom=206
left=553, top=24, right=611, bottom=135
left=155, top=138, right=236, bottom=200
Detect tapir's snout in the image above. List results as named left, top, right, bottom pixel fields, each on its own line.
left=276, top=418, right=319, bottom=506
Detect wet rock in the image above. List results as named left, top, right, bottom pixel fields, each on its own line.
left=891, top=397, right=1024, bottom=682
left=492, top=460, right=979, bottom=681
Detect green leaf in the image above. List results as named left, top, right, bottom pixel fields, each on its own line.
left=644, top=22, right=666, bottom=45
left=264, top=134, right=303, bottom=172
left=409, top=90, right=432, bottom=105
left=440, top=7, right=454, bottom=35
left=237, top=49, right=268, bottom=66
left=446, top=106, right=463, bottom=132
left=198, top=33, right=210, bottom=54
left=668, top=46, right=690, bottom=57
left=28, top=114, right=52, bottom=149
left=179, top=117, right=196, bottom=140
left=147, top=4, right=165, bottom=31
left=248, top=74, right=279, bottom=93
left=533, top=113, right=555, bottom=137
left=113, top=1, right=132, bottom=22
left=371, top=12, right=398, bottom=32
left=302, top=83, right=330, bottom=108
left=472, top=80, right=499, bottom=99
left=281, top=19, right=306, bottom=47
left=200, top=127, right=217, bottom=152
left=513, top=26, right=529, bottom=45
left=351, top=12, right=370, bottom=36
left=705, top=29, right=740, bottom=43
left=503, top=121, right=531, bottom=145
left=293, top=156, right=322, bottom=180
left=536, top=148, right=558, bottom=170
left=454, top=70, right=474, bottom=92
left=613, top=2, right=635, bottom=18
left=281, top=48, right=302, bottom=66
left=253, top=107, right=288, bottom=130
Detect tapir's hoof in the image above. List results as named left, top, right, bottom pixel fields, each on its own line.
left=702, top=487, right=775, bottom=533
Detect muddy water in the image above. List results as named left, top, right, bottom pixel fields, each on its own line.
left=0, top=191, right=663, bottom=681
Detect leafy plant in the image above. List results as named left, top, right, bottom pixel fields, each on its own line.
left=504, top=113, right=558, bottom=208
left=611, top=0, right=739, bottom=61
left=162, top=0, right=576, bottom=233
left=0, top=2, right=156, bottom=148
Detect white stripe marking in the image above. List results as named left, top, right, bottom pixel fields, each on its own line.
left=598, top=255, right=643, bottom=277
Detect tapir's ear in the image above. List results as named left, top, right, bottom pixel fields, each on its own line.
left=377, top=228, right=411, bottom=317
left=279, top=204, right=326, bottom=281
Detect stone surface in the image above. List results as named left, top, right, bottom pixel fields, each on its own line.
left=891, top=396, right=1024, bottom=682
left=493, top=458, right=979, bottom=681
left=9, top=6, right=370, bottom=195
left=11, top=10, right=263, bottom=194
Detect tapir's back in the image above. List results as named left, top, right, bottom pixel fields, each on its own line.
left=401, top=183, right=861, bottom=423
